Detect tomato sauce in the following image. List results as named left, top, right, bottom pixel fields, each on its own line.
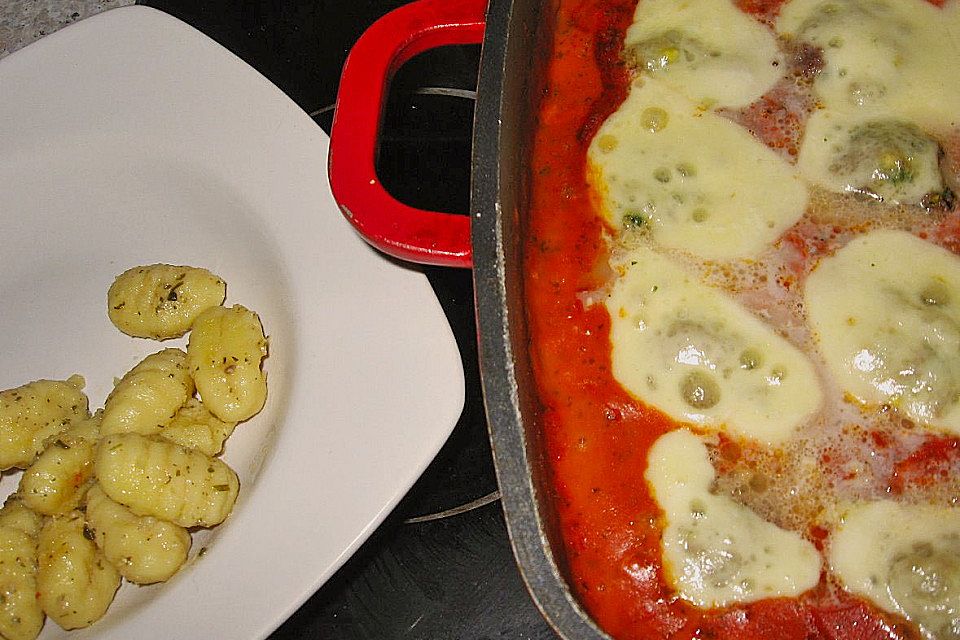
left=522, top=0, right=939, bottom=638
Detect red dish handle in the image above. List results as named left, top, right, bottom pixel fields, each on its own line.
left=329, top=0, right=487, bottom=269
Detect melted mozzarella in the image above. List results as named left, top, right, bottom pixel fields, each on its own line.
left=624, top=0, right=782, bottom=108
left=588, top=78, right=808, bottom=260
left=606, top=248, right=823, bottom=445
left=805, top=230, right=960, bottom=434
left=798, top=110, right=944, bottom=205
left=646, top=429, right=822, bottom=607
left=777, top=0, right=960, bottom=131
left=829, top=500, right=960, bottom=640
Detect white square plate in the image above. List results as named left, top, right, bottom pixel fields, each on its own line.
left=0, top=6, right=464, bottom=638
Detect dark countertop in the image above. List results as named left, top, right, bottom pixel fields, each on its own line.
left=130, top=1, right=557, bottom=637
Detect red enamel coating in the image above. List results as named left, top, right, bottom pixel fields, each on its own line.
left=329, top=0, right=487, bottom=268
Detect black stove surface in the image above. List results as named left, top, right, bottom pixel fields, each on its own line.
left=136, top=1, right=557, bottom=637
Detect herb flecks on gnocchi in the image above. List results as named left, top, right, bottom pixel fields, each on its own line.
left=0, top=495, right=43, bottom=539
left=84, top=485, right=191, bottom=585
left=0, top=524, right=44, bottom=640
left=107, top=264, right=226, bottom=340
left=19, top=415, right=100, bottom=516
left=100, top=349, right=195, bottom=437
left=0, top=376, right=90, bottom=471
left=95, top=433, right=239, bottom=528
left=37, top=512, right=120, bottom=631
left=160, top=397, right=237, bottom=457
left=188, top=305, right=268, bottom=423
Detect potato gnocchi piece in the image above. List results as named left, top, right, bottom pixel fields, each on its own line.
left=0, top=524, right=44, bottom=640
left=100, top=349, right=195, bottom=436
left=0, top=495, right=43, bottom=539
left=19, top=415, right=100, bottom=516
left=84, top=485, right=190, bottom=585
left=160, top=397, right=237, bottom=456
left=95, top=433, right=239, bottom=528
left=188, top=305, right=268, bottom=422
left=37, top=511, right=119, bottom=630
left=107, top=264, right=226, bottom=340
left=0, top=376, right=90, bottom=470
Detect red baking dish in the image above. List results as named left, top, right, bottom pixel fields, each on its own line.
left=331, top=0, right=960, bottom=636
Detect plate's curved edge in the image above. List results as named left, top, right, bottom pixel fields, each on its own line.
left=263, top=355, right=466, bottom=638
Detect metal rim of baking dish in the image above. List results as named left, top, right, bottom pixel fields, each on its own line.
left=471, top=0, right=610, bottom=637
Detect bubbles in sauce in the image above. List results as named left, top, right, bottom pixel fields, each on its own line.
left=641, top=106, right=670, bottom=132
left=681, top=371, right=722, bottom=409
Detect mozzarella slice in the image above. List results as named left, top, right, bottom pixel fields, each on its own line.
left=606, top=248, right=823, bottom=445
left=624, top=0, right=782, bottom=108
left=829, top=500, right=960, bottom=640
left=646, top=428, right=822, bottom=607
left=587, top=78, right=808, bottom=260
left=805, top=230, right=960, bottom=434
left=777, top=0, right=960, bottom=131
left=798, top=110, right=944, bottom=205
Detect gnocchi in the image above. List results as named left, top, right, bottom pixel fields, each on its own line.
left=160, top=397, right=237, bottom=456
left=19, top=415, right=100, bottom=516
left=84, top=485, right=190, bottom=585
left=95, top=433, right=239, bottom=528
left=0, top=263, right=267, bottom=635
left=0, top=377, right=89, bottom=470
left=37, top=512, right=120, bottom=630
left=188, top=305, right=268, bottom=422
left=100, top=348, right=195, bottom=436
left=107, top=264, right=226, bottom=340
